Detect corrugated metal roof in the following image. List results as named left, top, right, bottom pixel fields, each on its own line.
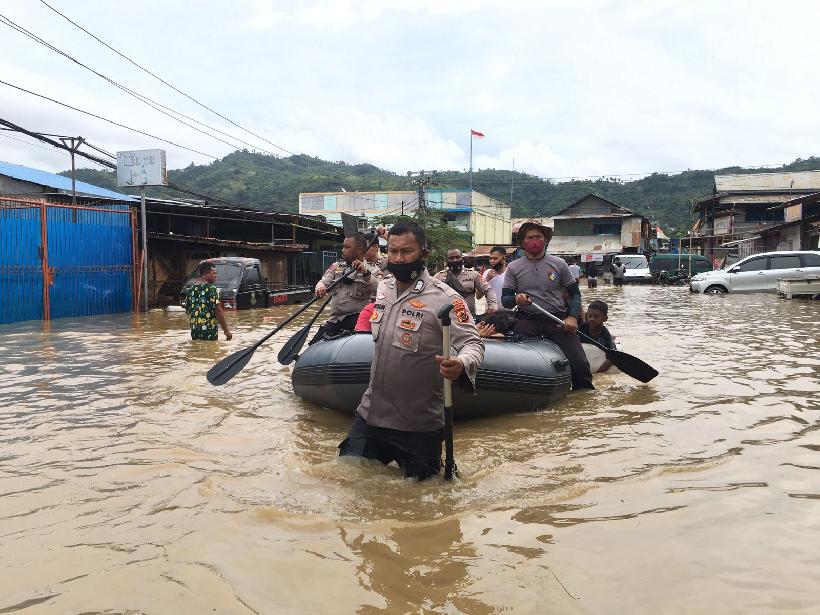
left=0, top=160, right=136, bottom=201
left=547, top=235, right=622, bottom=255
left=715, top=171, right=820, bottom=192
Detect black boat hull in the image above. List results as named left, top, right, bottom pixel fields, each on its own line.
left=292, top=334, right=572, bottom=419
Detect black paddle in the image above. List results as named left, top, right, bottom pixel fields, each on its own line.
left=437, top=304, right=458, bottom=480
left=528, top=301, right=658, bottom=383
left=207, top=233, right=381, bottom=385
left=277, top=295, right=332, bottom=365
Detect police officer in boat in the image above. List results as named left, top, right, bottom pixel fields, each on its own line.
left=434, top=248, right=498, bottom=316
left=501, top=220, right=594, bottom=390
left=314, top=232, right=379, bottom=341
left=338, top=221, right=485, bottom=480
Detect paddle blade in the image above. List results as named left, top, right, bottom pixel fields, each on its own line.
left=207, top=346, right=257, bottom=386
left=605, top=349, right=658, bottom=383
left=277, top=324, right=311, bottom=365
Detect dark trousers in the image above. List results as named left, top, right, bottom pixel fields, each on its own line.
left=309, top=313, right=358, bottom=345
left=512, top=313, right=594, bottom=390
left=587, top=278, right=598, bottom=289
left=613, top=277, right=624, bottom=287
left=339, top=414, right=444, bottom=480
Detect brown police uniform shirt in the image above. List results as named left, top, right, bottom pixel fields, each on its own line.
left=502, top=254, right=575, bottom=316
left=433, top=268, right=498, bottom=314
left=316, top=260, right=379, bottom=322
left=367, top=254, right=391, bottom=280
left=357, top=269, right=485, bottom=432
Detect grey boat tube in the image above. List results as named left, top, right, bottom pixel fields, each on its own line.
left=292, top=333, right=572, bottom=419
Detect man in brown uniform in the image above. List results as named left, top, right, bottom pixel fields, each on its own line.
left=364, top=232, right=390, bottom=279
left=314, top=233, right=379, bottom=339
left=434, top=248, right=498, bottom=316
left=339, top=221, right=485, bottom=480
left=501, top=220, right=594, bottom=390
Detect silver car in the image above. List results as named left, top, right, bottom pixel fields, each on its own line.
left=689, top=251, right=820, bottom=294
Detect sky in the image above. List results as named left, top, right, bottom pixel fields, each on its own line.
left=1, top=0, right=819, bottom=182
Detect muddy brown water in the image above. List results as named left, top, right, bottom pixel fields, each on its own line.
left=1, top=286, right=818, bottom=614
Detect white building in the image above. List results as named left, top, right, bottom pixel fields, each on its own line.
left=298, top=189, right=511, bottom=246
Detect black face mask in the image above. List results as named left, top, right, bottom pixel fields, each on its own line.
left=387, top=259, right=425, bottom=283
left=447, top=260, right=463, bottom=273
left=492, top=260, right=504, bottom=271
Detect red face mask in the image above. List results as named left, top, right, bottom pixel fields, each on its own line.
left=523, top=238, right=545, bottom=255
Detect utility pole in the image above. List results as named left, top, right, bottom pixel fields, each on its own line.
left=408, top=171, right=438, bottom=219
left=58, top=136, right=85, bottom=205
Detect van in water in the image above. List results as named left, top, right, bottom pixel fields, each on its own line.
left=650, top=253, right=713, bottom=279
left=180, top=257, right=311, bottom=311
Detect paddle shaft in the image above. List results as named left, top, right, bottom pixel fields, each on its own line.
left=526, top=301, right=610, bottom=353
left=438, top=305, right=455, bottom=480
left=277, top=295, right=332, bottom=364
left=211, top=234, right=381, bottom=381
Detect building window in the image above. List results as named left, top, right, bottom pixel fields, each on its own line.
left=323, top=195, right=337, bottom=211
left=374, top=193, right=387, bottom=210
left=593, top=223, right=620, bottom=235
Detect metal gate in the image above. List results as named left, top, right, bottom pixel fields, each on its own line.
left=0, top=197, right=136, bottom=324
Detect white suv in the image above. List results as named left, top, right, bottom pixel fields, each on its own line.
left=689, top=251, right=820, bottom=294
left=611, top=254, right=653, bottom=283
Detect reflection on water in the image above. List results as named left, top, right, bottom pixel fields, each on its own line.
left=1, top=287, right=818, bottom=613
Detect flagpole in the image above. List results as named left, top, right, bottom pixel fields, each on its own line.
left=469, top=131, right=473, bottom=194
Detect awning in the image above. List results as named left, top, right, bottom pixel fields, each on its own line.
left=546, top=235, right=622, bottom=255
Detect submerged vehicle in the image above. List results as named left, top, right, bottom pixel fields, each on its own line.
left=292, top=333, right=573, bottom=419
left=611, top=254, right=653, bottom=284
left=180, top=257, right=312, bottom=310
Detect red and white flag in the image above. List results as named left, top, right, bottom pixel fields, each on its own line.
left=470, top=129, right=485, bottom=139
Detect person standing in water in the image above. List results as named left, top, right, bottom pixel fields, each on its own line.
left=185, top=261, right=232, bottom=341
left=339, top=221, right=485, bottom=480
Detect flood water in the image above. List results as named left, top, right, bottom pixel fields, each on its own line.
left=1, top=286, right=818, bottom=614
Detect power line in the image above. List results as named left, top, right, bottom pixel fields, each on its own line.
left=38, top=0, right=297, bottom=158
left=0, top=13, right=281, bottom=156
left=0, top=79, right=219, bottom=160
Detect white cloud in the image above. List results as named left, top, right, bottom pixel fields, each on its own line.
left=0, top=0, right=819, bottom=182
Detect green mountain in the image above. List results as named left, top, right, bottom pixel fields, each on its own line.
left=65, top=151, right=820, bottom=234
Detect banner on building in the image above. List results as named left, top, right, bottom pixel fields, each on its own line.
left=714, top=215, right=733, bottom=235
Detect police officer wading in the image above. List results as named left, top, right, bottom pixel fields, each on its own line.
left=339, top=221, right=485, bottom=480
left=434, top=248, right=498, bottom=315
left=501, top=220, right=594, bottom=390
left=314, top=233, right=379, bottom=339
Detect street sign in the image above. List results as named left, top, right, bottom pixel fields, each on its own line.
left=116, top=149, right=167, bottom=187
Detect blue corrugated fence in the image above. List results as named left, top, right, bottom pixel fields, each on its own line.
left=0, top=199, right=134, bottom=324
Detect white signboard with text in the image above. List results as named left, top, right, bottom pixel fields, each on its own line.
left=116, top=149, right=167, bottom=187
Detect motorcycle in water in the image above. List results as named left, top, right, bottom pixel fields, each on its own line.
left=658, top=268, right=690, bottom=286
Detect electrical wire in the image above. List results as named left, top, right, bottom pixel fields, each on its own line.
left=0, top=79, right=219, bottom=159
left=38, top=0, right=297, bottom=158
left=0, top=13, right=279, bottom=156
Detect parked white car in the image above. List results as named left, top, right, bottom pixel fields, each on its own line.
left=612, top=254, right=653, bottom=283
left=689, top=251, right=820, bottom=294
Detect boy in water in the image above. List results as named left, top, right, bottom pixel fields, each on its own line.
left=579, top=300, right=615, bottom=349
left=579, top=299, right=615, bottom=373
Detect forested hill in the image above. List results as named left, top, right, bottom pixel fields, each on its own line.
left=66, top=152, right=820, bottom=233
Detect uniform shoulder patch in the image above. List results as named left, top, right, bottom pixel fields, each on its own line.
left=452, top=298, right=470, bottom=323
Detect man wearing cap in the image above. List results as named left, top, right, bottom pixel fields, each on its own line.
left=501, top=220, right=594, bottom=390
left=434, top=248, right=498, bottom=316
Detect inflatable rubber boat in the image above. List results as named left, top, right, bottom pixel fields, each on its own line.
left=292, top=333, right=572, bottom=419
